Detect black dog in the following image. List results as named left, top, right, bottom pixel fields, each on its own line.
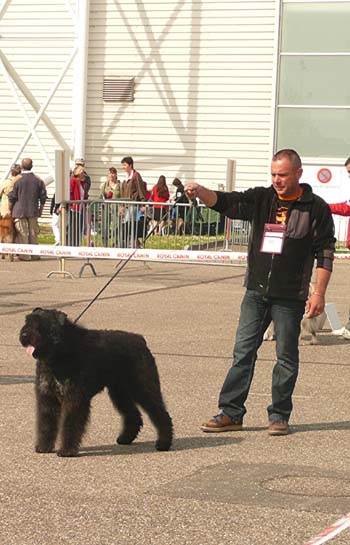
left=19, top=308, right=173, bottom=456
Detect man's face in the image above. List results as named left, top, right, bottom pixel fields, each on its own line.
left=271, top=157, right=303, bottom=198
left=122, top=162, right=132, bottom=175
left=346, top=164, right=350, bottom=177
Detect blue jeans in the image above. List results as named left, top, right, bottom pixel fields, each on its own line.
left=219, top=289, right=305, bottom=423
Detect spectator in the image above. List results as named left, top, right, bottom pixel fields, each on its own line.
left=328, top=156, right=350, bottom=339
left=74, top=158, right=91, bottom=195
left=120, top=156, right=146, bottom=201
left=67, top=169, right=86, bottom=246
left=99, top=167, right=122, bottom=246
left=149, top=175, right=170, bottom=235
left=136, top=204, right=150, bottom=248
left=120, top=156, right=146, bottom=247
left=185, top=149, right=335, bottom=436
left=0, top=164, right=21, bottom=219
left=171, top=177, right=188, bottom=235
left=99, top=167, right=121, bottom=200
left=73, top=165, right=89, bottom=199
left=8, top=158, right=47, bottom=261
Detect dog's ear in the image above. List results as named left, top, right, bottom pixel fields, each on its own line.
left=56, top=311, right=67, bottom=326
left=32, top=307, right=44, bottom=313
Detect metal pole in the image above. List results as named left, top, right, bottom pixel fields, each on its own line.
left=224, top=159, right=236, bottom=249
left=74, top=0, right=90, bottom=160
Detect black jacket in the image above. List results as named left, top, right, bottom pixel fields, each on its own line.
left=212, top=184, right=335, bottom=301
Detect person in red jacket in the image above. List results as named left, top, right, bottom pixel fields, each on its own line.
left=68, top=169, right=87, bottom=246
left=329, top=157, right=350, bottom=339
left=150, top=175, right=170, bottom=234
left=329, top=157, right=350, bottom=250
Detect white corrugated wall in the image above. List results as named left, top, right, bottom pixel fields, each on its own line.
left=86, top=0, right=277, bottom=193
left=0, top=0, right=278, bottom=195
left=0, top=0, right=75, bottom=186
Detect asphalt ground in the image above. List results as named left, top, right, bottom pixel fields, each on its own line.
left=1, top=256, right=350, bottom=545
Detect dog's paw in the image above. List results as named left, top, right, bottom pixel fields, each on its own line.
left=155, top=439, right=172, bottom=451
left=35, top=445, right=55, bottom=453
left=116, top=433, right=136, bottom=445
left=56, top=449, right=79, bottom=457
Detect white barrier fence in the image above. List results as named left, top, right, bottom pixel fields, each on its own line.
left=0, top=242, right=249, bottom=265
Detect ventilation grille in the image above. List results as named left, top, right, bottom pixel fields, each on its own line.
left=103, top=77, right=135, bottom=102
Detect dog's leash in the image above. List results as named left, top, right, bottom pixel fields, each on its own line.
left=74, top=194, right=193, bottom=324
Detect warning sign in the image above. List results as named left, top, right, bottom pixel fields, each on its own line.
left=317, top=168, right=332, bottom=184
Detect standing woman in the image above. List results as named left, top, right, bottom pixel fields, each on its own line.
left=0, top=164, right=22, bottom=219
left=99, top=167, right=122, bottom=246
left=150, top=175, right=170, bottom=234
left=99, top=167, right=121, bottom=200
left=68, top=168, right=86, bottom=246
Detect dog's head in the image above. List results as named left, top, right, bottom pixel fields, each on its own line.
left=19, top=307, right=68, bottom=359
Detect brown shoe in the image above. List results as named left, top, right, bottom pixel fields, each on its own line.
left=268, top=421, right=289, bottom=436
left=201, top=413, right=243, bottom=433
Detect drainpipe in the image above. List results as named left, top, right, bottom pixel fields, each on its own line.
left=73, top=0, right=90, bottom=162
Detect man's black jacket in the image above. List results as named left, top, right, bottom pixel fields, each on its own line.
left=212, top=184, right=335, bottom=301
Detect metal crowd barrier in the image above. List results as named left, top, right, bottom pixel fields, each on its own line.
left=62, top=199, right=250, bottom=253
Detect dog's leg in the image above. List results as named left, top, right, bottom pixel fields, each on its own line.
left=132, top=351, right=173, bottom=451
left=108, top=387, right=143, bottom=445
left=57, top=394, right=91, bottom=457
left=35, top=390, right=61, bottom=453
left=136, top=392, right=173, bottom=451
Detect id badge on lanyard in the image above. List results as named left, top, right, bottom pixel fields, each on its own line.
left=260, top=223, right=286, bottom=254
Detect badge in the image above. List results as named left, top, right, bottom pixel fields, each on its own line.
left=260, top=223, right=286, bottom=254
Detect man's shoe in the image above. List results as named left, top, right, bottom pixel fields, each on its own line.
left=268, top=421, right=289, bottom=436
left=201, top=413, right=243, bottom=433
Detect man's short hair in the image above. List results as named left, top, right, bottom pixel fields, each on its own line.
left=121, top=156, right=134, bottom=167
left=272, top=149, right=302, bottom=170
left=344, top=157, right=350, bottom=167
left=21, top=158, right=33, bottom=171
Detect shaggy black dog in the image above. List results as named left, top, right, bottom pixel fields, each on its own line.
left=19, top=308, right=173, bottom=457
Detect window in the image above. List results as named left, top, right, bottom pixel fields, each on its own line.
left=276, top=1, right=350, bottom=159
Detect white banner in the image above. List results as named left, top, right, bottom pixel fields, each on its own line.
left=0, top=243, right=349, bottom=261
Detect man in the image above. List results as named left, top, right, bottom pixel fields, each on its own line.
left=8, top=158, right=47, bottom=260
left=74, top=158, right=91, bottom=195
left=185, top=149, right=335, bottom=436
left=120, top=156, right=146, bottom=201
left=328, top=156, right=350, bottom=339
left=120, top=156, right=146, bottom=247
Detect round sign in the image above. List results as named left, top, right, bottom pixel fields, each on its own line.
left=317, top=168, right=332, bottom=184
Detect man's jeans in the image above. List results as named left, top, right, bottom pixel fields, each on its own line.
left=219, top=289, right=305, bottom=423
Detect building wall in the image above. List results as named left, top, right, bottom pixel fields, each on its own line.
left=0, top=0, right=75, bottom=188
left=0, top=0, right=277, bottom=198
left=86, top=0, right=277, bottom=194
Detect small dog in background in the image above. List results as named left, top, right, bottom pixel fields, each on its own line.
left=0, top=215, right=15, bottom=261
left=263, top=284, right=327, bottom=345
left=19, top=308, right=173, bottom=457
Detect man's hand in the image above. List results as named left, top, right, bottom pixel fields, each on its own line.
left=185, top=183, right=200, bottom=201
left=305, top=293, right=325, bottom=319
left=184, top=183, right=218, bottom=207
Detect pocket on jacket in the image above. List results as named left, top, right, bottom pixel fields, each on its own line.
left=286, top=209, right=310, bottom=238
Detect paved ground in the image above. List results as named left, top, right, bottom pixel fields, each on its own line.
left=1, top=256, right=350, bottom=545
